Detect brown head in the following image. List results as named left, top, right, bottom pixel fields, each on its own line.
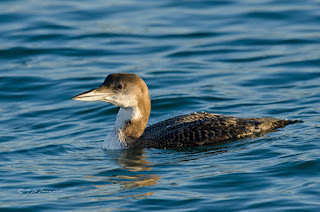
left=72, top=73, right=151, bottom=140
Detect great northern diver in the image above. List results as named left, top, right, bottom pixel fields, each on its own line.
left=72, top=73, right=300, bottom=150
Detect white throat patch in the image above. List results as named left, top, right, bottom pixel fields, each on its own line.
left=102, top=107, right=141, bottom=150
left=104, top=91, right=138, bottom=108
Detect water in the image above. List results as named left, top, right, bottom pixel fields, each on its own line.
left=1, top=0, right=319, bottom=211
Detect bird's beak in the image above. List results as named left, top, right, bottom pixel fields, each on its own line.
left=72, top=87, right=112, bottom=102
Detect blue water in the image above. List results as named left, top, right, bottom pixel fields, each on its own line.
left=1, top=0, right=319, bottom=211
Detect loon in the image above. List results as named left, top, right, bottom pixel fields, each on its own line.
left=72, top=73, right=300, bottom=150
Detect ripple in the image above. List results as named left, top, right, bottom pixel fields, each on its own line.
left=1, top=0, right=320, bottom=211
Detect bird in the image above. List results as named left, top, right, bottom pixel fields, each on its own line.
left=72, top=73, right=301, bottom=150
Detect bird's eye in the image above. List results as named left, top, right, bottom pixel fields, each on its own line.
left=116, top=83, right=123, bottom=90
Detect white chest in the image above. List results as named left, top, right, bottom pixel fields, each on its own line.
left=102, top=129, right=126, bottom=150
left=101, top=107, right=141, bottom=150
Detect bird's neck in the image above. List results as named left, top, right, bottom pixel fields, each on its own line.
left=103, top=96, right=151, bottom=149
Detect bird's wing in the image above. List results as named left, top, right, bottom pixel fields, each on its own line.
left=140, top=112, right=285, bottom=148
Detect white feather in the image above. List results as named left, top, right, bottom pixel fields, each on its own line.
left=104, top=92, right=137, bottom=108
left=102, top=107, right=141, bottom=150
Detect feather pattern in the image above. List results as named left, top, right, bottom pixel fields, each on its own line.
left=137, top=112, right=300, bottom=149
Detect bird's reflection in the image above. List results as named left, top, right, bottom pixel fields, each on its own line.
left=108, top=148, right=153, bottom=172
left=87, top=138, right=249, bottom=200
left=106, top=148, right=160, bottom=190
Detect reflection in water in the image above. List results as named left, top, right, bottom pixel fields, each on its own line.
left=85, top=142, right=236, bottom=201
left=111, top=149, right=153, bottom=172
left=87, top=149, right=160, bottom=200
left=107, top=149, right=160, bottom=193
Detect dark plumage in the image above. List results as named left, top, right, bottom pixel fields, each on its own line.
left=137, top=112, right=300, bottom=149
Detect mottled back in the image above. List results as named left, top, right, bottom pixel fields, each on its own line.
left=139, top=112, right=298, bottom=149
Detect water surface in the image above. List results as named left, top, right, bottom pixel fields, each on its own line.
left=0, top=0, right=319, bottom=211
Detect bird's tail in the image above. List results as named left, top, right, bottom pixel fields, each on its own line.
left=253, top=117, right=303, bottom=131
left=284, top=119, right=303, bottom=125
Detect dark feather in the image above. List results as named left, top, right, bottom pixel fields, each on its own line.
left=138, top=112, right=301, bottom=149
